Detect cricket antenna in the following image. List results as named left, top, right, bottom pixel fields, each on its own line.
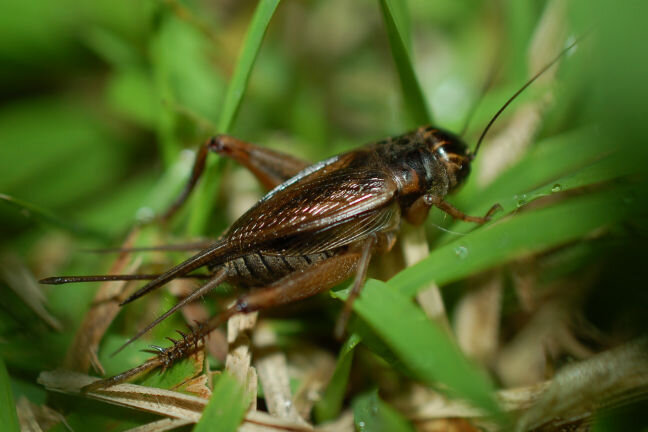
left=471, top=36, right=582, bottom=159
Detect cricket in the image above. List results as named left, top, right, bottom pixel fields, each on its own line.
left=40, top=39, right=577, bottom=392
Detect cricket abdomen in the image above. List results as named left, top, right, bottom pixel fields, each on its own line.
left=222, top=250, right=338, bottom=288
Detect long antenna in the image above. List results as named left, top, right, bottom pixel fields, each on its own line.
left=471, top=36, right=581, bottom=158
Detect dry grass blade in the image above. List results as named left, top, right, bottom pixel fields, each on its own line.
left=515, top=338, right=648, bottom=431
left=38, top=370, right=206, bottom=421
left=64, top=228, right=141, bottom=372
left=124, top=418, right=193, bottom=432
left=254, top=325, right=310, bottom=425
left=314, top=410, right=354, bottom=432
left=0, top=254, right=62, bottom=331
left=39, top=371, right=317, bottom=430
left=243, top=411, right=314, bottom=432
left=454, top=272, right=502, bottom=365
left=16, top=397, right=43, bottom=432
left=401, top=226, right=450, bottom=332
left=226, top=311, right=258, bottom=409
left=391, top=382, right=550, bottom=421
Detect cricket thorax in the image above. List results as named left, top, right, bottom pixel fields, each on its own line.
left=370, top=126, right=471, bottom=206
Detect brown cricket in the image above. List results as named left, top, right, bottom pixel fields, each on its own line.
left=41, top=40, right=577, bottom=391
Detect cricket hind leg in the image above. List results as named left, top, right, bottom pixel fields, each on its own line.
left=84, top=250, right=362, bottom=391
left=210, top=135, right=310, bottom=189
left=162, top=135, right=310, bottom=221
left=111, top=268, right=230, bottom=357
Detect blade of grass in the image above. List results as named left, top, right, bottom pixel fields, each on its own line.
left=353, top=389, right=415, bottom=432
left=455, top=127, right=603, bottom=209
left=0, top=357, right=20, bottom=432
left=379, top=0, right=432, bottom=126
left=189, top=0, right=281, bottom=235
left=0, top=193, right=109, bottom=241
left=393, top=182, right=646, bottom=298
left=194, top=371, right=249, bottom=432
left=440, top=146, right=644, bottom=240
left=314, top=333, right=361, bottom=423
left=346, top=280, right=501, bottom=416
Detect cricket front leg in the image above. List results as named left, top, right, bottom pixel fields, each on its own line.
left=84, top=250, right=361, bottom=391
left=406, top=193, right=502, bottom=225
left=162, top=136, right=310, bottom=221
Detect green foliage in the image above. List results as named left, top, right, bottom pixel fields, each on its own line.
left=379, top=0, right=432, bottom=126
left=313, top=333, right=361, bottom=422
left=338, top=280, right=500, bottom=415
left=194, top=372, right=249, bottom=432
left=353, top=390, right=415, bottom=432
left=0, top=357, right=20, bottom=432
left=188, top=0, right=282, bottom=235
left=0, top=0, right=646, bottom=430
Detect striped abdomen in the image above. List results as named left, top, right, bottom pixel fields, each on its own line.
left=222, top=250, right=339, bottom=288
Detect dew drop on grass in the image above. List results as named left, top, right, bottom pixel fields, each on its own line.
left=454, top=245, right=469, bottom=259
left=514, top=193, right=527, bottom=208
left=551, top=184, right=562, bottom=193
left=136, top=206, right=155, bottom=222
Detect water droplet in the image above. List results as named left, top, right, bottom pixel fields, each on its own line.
left=551, top=184, right=562, bottom=193
left=454, top=245, right=469, bottom=259
left=516, top=199, right=527, bottom=208
left=357, top=421, right=366, bottom=431
left=136, top=206, right=155, bottom=222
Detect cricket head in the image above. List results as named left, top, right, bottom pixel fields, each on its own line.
left=426, top=127, right=472, bottom=191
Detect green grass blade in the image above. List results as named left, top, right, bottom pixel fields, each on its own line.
left=194, top=372, right=249, bottom=432
left=392, top=183, right=645, bottom=298
left=189, top=0, right=281, bottom=235
left=445, top=148, right=643, bottom=239
left=0, top=357, right=20, bottom=432
left=455, top=127, right=603, bottom=210
left=379, top=0, right=432, bottom=126
left=353, top=389, right=415, bottom=432
left=349, top=280, right=500, bottom=415
left=0, top=193, right=109, bottom=241
left=216, top=0, right=281, bottom=134
left=314, top=333, right=361, bottom=423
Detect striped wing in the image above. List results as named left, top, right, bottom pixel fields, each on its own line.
left=226, top=163, right=398, bottom=255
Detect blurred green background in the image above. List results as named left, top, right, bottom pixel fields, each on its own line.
left=1, top=0, right=647, bottom=430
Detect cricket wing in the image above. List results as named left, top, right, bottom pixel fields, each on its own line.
left=266, top=202, right=401, bottom=255
left=226, top=166, right=398, bottom=253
